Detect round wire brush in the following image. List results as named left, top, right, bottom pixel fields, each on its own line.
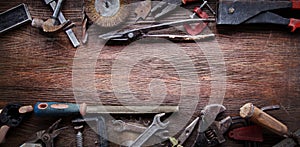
left=85, top=0, right=130, bottom=28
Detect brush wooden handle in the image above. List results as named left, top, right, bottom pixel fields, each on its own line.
left=240, top=103, right=289, bottom=137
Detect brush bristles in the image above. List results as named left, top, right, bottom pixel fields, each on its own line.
left=85, top=0, right=130, bottom=27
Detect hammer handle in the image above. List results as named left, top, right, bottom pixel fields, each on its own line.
left=240, top=103, right=289, bottom=137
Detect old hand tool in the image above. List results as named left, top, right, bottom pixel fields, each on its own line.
left=240, top=103, right=300, bottom=144
left=228, top=125, right=263, bottom=142
left=84, top=0, right=130, bottom=27
left=217, top=0, right=300, bottom=32
left=0, top=104, right=33, bottom=143
left=169, top=117, right=199, bottom=147
left=99, top=18, right=215, bottom=42
left=150, top=0, right=199, bottom=19
left=72, top=117, right=108, bottom=147
left=184, top=1, right=210, bottom=36
left=129, top=113, right=169, bottom=147
left=194, top=104, right=231, bottom=147
left=21, top=119, right=67, bottom=147
left=135, top=0, right=152, bottom=22
left=32, top=0, right=72, bottom=33
left=43, top=0, right=80, bottom=47
left=112, top=120, right=169, bottom=140
left=34, top=102, right=179, bottom=116
left=0, top=4, right=32, bottom=34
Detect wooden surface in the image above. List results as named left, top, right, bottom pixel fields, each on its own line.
left=0, top=0, right=300, bottom=146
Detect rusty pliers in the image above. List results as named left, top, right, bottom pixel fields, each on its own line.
left=21, top=119, right=67, bottom=147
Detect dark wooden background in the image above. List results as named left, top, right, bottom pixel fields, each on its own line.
left=0, top=0, right=299, bottom=146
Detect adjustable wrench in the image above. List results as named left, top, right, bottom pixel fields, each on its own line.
left=129, top=113, right=169, bottom=147
left=112, top=120, right=169, bottom=140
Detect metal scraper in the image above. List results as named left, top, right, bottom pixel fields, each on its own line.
left=0, top=3, right=32, bottom=34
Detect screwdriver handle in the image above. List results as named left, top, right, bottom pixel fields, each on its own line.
left=240, top=103, right=289, bottom=137
left=291, top=0, right=300, bottom=10
left=289, top=18, right=300, bottom=32
left=182, top=0, right=199, bottom=4
left=34, top=102, right=87, bottom=117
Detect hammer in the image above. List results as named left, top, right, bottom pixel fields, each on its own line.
left=32, top=0, right=72, bottom=32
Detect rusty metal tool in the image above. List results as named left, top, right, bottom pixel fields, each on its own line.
left=0, top=3, right=32, bottom=34
left=44, top=0, right=80, bottom=47
left=0, top=104, right=33, bottom=144
left=217, top=0, right=300, bottom=32
left=135, top=0, right=152, bottom=22
left=72, top=116, right=108, bottom=147
left=129, top=113, right=169, bottom=147
left=34, top=102, right=179, bottom=116
left=240, top=103, right=300, bottom=144
left=150, top=0, right=200, bottom=19
left=112, top=120, right=169, bottom=140
left=193, top=104, right=231, bottom=147
left=99, top=18, right=215, bottom=42
left=32, top=0, right=72, bottom=33
left=84, top=0, right=130, bottom=28
left=20, top=119, right=68, bottom=147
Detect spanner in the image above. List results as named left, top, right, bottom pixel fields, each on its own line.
left=112, top=120, right=169, bottom=140
left=129, top=113, right=169, bottom=147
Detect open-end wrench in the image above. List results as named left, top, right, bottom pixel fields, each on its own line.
left=129, top=113, right=169, bottom=147
left=112, top=120, right=169, bottom=140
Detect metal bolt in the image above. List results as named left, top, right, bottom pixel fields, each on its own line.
left=228, top=7, right=235, bottom=14
left=74, top=125, right=84, bottom=147
left=128, top=32, right=134, bottom=38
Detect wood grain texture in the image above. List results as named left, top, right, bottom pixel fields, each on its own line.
left=0, top=0, right=300, bottom=146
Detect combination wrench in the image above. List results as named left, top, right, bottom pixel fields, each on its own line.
left=112, top=120, right=169, bottom=140
left=129, top=113, right=169, bottom=147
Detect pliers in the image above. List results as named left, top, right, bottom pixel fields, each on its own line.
left=217, top=0, right=300, bottom=32
left=21, top=119, right=67, bottom=147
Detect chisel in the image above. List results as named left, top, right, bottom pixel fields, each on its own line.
left=34, top=102, right=179, bottom=116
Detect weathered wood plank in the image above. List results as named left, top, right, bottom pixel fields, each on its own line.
left=0, top=0, right=299, bottom=146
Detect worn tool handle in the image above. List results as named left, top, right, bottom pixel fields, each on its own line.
left=240, top=103, right=289, bottom=137
left=0, top=125, right=10, bottom=143
left=34, top=102, right=87, bottom=117
left=182, top=0, right=199, bottom=4
left=289, top=18, right=300, bottom=32
left=291, top=0, right=300, bottom=10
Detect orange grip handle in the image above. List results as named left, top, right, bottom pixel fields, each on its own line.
left=291, top=0, right=300, bottom=9
left=289, top=18, right=300, bottom=32
left=182, top=0, right=199, bottom=4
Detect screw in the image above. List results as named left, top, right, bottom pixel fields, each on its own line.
left=228, top=7, right=235, bottom=14
left=74, top=125, right=84, bottom=147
